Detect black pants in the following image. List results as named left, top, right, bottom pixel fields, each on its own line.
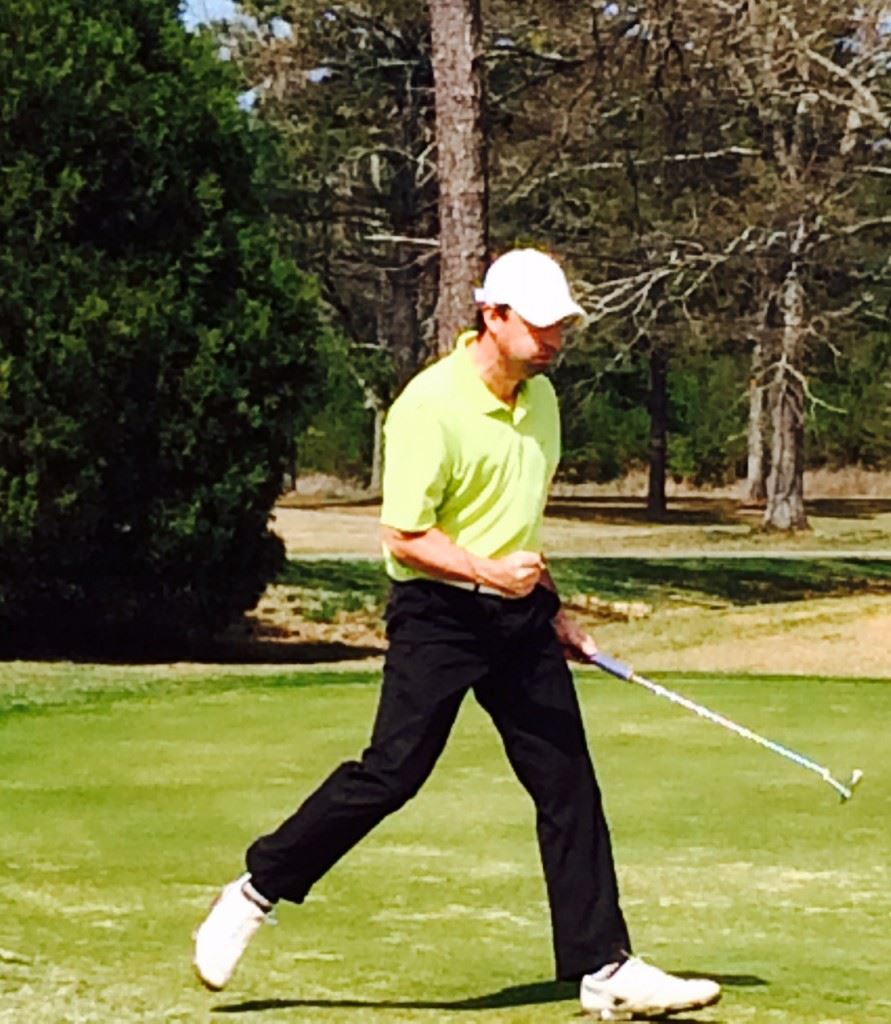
left=246, top=580, right=631, bottom=980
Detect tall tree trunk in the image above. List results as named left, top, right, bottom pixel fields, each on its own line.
left=647, top=344, right=668, bottom=520
left=764, top=232, right=809, bottom=531
left=387, top=261, right=423, bottom=389
left=745, top=338, right=769, bottom=504
left=429, top=0, right=488, bottom=354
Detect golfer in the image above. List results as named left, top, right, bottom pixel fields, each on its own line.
left=194, top=249, right=721, bottom=1019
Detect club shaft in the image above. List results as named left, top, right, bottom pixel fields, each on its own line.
left=628, top=672, right=852, bottom=798
left=590, top=653, right=853, bottom=799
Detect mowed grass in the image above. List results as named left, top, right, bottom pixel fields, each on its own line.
left=274, top=556, right=891, bottom=618
left=1, top=666, right=889, bottom=1024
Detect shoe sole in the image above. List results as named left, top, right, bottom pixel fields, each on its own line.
left=193, top=960, right=224, bottom=993
left=585, top=989, right=721, bottom=1020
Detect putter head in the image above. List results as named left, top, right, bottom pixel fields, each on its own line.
left=840, top=768, right=864, bottom=802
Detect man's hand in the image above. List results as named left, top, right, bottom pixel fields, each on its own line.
left=476, top=550, right=544, bottom=597
left=552, top=607, right=597, bottom=662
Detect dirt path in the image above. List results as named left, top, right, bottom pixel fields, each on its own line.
left=273, top=506, right=383, bottom=556
left=271, top=503, right=891, bottom=559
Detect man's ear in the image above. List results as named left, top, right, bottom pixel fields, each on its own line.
left=480, top=305, right=510, bottom=334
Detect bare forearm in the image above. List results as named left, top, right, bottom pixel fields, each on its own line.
left=381, top=526, right=543, bottom=597
left=381, top=525, right=482, bottom=583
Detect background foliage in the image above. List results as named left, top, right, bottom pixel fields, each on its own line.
left=0, top=0, right=322, bottom=645
left=1, top=0, right=888, bottom=643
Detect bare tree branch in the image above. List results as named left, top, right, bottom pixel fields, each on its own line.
left=838, top=216, right=891, bottom=236
left=778, top=13, right=890, bottom=129
left=364, top=233, right=440, bottom=246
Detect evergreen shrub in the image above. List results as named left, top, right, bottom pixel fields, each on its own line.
left=0, top=0, right=322, bottom=647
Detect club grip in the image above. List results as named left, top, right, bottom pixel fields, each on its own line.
left=590, top=652, right=634, bottom=681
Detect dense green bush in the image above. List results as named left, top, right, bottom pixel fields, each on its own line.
left=559, top=383, right=651, bottom=483
left=0, top=0, right=322, bottom=648
left=668, top=352, right=748, bottom=485
left=296, top=333, right=374, bottom=481
left=807, top=330, right=891, bottom=469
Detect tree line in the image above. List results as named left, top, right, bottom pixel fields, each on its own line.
left=229, top=0, right=890, bottom=528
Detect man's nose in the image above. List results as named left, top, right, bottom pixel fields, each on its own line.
left=537, top=326, right=563, bottom=350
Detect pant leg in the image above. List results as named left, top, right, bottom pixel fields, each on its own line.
left=246, top=582, right=488, bottom=904
left=473, top=589, right=631, bottom=981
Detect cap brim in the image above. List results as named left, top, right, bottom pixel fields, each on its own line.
left=515, top=300, right=587, bottom=328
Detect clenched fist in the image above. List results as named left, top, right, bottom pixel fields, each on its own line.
left=479, top=550, right=544, bottom=597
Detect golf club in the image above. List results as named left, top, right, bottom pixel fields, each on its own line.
left=589, top=652, right=863, bottom=802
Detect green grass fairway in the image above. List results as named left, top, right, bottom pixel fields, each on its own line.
left=2, top=665, right=889, bottom=1023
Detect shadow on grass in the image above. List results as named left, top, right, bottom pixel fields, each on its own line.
left=277, top=493, right=382, bottom=510
left=545, top=496, right=749, bottom=528
left=194, top=638, right=385, bottom=664
left=677, top=973, right=766, bottom=986
left=806, top=498, right=891, bottom=519
left=545, top=495, right=891, bottom=526
left=277, top=558, right=391, bottom=595
left=215, top=974, right=763, bottom=1015
left=0, top=637, right=384, bottom=667
left=214, top=980, right=575, bottom=1013
left=550, top=557, right=891, bottom=605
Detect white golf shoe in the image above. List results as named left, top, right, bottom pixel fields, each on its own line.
left=193, top=873, right=271, bottom=991
left=580, top=956, right=721, bottom=1020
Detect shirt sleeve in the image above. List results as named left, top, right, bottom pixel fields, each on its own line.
left=380, top=397, right=451, bottom=533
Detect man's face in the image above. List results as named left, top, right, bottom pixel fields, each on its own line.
left=484, top=307, right=564, bottom=376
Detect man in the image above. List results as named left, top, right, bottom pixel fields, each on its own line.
left=193, top=249, right=721, bottom=1020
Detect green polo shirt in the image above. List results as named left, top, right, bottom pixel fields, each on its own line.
left=380, top=331, right=561, bottom=582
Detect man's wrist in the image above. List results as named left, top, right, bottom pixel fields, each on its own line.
left=465, top=552, right=496, bottom=587
left=464, top=550, right=482, bottom=585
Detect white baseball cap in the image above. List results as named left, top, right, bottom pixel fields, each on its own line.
left=473, top=248, right=586, bottom=328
